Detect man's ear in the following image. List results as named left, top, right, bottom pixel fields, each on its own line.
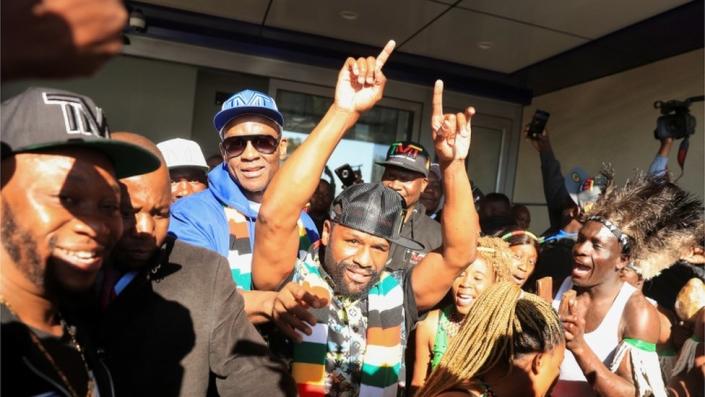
left=420, top=177, right=429, bottom=193
left=278, top=137, right=288, bottom=161
left=616, top=253, right=630, bottom=272
left=219, top=143, right=227, bottom=162
left=321, top=219, right=332, bottom=247
left=531, top=352, right=543, bottom=376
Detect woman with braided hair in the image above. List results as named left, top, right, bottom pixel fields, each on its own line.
left=417, top=282, right=565, bottom=397
left=552, top=171, right=703, bottom=397
left=411, top=237, right=514, bottom=390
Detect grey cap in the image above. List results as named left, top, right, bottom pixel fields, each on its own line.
left=1, top=87, right=161, bottom=178
left=330, top=183, right=424, bottom=251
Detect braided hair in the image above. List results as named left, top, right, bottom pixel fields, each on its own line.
left=476, top=236, right=514, bottom=282
left=418, top=282, right=564, bottom=397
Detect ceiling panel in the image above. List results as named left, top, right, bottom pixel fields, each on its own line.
left=433, top=0, right=691, bottom=39
left=138, top=0, right=269, bottom=24
left=402, top=7, right=588, bottom=73
left=265, top=0, right=449, bottom=48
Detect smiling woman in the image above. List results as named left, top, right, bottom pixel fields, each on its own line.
left=411, top=237, right=514, bottom=390
left=417, top=282, right=565, bottom=397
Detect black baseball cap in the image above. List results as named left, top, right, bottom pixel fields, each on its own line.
left=1, top=87, right=161, bottom=178
left=330, top=183, right=424, bottom=250
left=376, top=140, right=431, bottom=177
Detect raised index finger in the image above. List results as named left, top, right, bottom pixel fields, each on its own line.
left=375, top=40, right=396, bottom=70
left=432, top=80, right=444, bottom=119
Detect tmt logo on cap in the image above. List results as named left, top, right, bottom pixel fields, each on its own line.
left=222, top=90, right=277, bottom=111
left=42, top=92, right=108, bottom=138
left=376, top=140, right=430, bottom=177
left=388, top=142, right=424, bottom=159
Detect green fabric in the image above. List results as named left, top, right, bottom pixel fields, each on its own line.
left=292, top=341, right=328, bottom=365
left=691, top=335, right=703, bottom=343
left=430, top=305, right=453, bottom=369
left=657, top=346, right=678, bottom=357
left=624, top=338, right=656, bottom=352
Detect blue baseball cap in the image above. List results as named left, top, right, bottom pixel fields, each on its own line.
left=213, top=89, right=284, bottom=136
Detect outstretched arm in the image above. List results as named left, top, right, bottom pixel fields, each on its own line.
left=252, top=40, right=396, bottom=290
left=411, top=80, right=479, bottom=311
left=525, top=126, right=571, bottom=231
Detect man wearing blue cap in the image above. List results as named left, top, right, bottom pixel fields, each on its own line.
left=169, top=89, right=319, bottom=291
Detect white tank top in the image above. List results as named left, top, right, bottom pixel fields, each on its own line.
left=551, top=277, right=637, bottom=385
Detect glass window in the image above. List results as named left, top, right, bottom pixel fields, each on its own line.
left=276, top=89, right=415, bottom=194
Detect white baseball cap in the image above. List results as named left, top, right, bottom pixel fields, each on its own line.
left=157, top=138, right=208, bottom=171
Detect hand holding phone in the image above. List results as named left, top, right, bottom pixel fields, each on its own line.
left=527, top=110, right=550, bottom=139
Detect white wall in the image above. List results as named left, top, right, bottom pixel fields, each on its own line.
left=2, top=56, right=199, bottom=143
left=514, top=49, right=705, bottom=234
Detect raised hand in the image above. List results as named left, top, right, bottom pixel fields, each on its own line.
left=334, top=40, right=395, bottom=114
left=524, top=124, right=551, bottom=152
left=431, top=80, right=474, bottom=164
left=561, top=298, right=588, bottom=355
left=270, top=282, right=328, bottom=343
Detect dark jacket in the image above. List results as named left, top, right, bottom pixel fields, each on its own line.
left=387, top=203, right=442, bottom=272
left=1, top=304, right=115, bottom=397
left=539, top=149, right=573, bottom=236
left=98, top=238, right=296, bottom=396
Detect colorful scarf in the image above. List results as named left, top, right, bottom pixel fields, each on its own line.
left=224, top=206, right=315, bottom=290
left=292, top=258, right=404, bottom=397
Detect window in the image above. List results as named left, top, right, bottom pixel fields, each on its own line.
left=272, top=81, right=422, bottom=194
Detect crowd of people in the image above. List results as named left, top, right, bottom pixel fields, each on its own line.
left=2, top=1, right=704, bottom=397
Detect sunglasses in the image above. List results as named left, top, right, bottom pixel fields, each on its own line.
left=221, top=135, right=280, bottom=157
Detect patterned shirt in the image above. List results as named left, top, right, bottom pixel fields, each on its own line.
left=289, top=252, right=418, bottom=396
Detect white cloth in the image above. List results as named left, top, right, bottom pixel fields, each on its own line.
left=609, top=341, right=667, bottom=397
left=671, top=337, right=701, bottom=377
left=552, top=278, right=637, bottom=383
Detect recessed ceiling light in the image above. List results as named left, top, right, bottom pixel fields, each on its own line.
left=339, top=10, right=359, bottom=21
left=477, top=41, right=493, bottom=50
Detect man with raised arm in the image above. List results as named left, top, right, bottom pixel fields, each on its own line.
left=250, top=40, right=479, bottom=396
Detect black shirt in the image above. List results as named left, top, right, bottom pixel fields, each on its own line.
left=387, top=203, right=442, bottom=272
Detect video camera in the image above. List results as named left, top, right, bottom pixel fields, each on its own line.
left=334, top=164, right=363, bottom=188
left=654, top=95, right=704, bottom=140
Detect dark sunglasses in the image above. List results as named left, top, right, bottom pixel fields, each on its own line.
left=221, top=135, right=280, bottom=157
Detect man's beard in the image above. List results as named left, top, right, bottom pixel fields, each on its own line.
left=1, top=200, right=49, bottom=288
left=323, top=246, right=381, bottom=300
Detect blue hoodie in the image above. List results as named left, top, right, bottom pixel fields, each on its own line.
left=169, top=163, right=319, bottom=290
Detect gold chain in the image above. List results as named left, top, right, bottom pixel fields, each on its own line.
left=0, top=297, right=95, bottom=397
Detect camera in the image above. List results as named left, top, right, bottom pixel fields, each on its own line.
left=654, top=95, right=703, bottom=140
left=334, top=164, right=362, bottom=188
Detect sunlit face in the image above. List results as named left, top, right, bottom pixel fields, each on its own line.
left=321, top=221, right=390, bottom=299
left=381, top=166, right=428, bottom=209
left=168, top=167, right=207, bottom=202
left=0, top=148, right=122, bottom=293
left=451, top=258, right=496, bottom=315
left=509, top=244, right=538, bottom=287
left=114, top=164, right=172, bottom=270
left=530, top=343, right=566, bottom=397
left=220, top=115, right=287, bottom=202
left=572, top=221, right=626, bottom=288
